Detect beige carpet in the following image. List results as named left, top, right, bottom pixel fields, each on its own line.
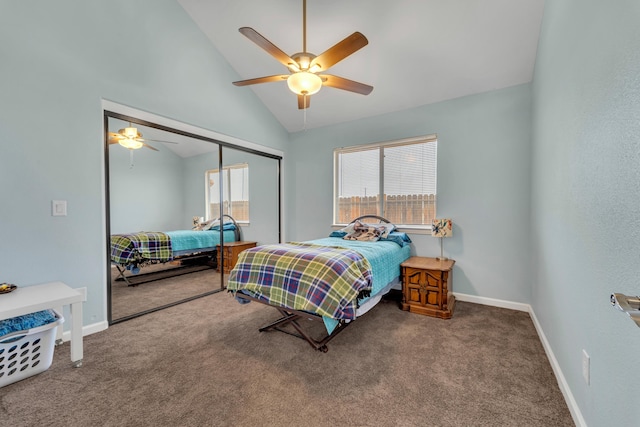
left=0, top=293, right=574, bottom=426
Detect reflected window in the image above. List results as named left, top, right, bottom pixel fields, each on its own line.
left=206, top=163, right=249, bottom=222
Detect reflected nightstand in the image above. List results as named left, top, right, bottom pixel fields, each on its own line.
left=216, top=241, right=257, bottom=273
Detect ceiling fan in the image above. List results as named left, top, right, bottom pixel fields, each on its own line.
left=232, top=0, right=373, bottom=109
left=108, top=124, right=178, bottom=151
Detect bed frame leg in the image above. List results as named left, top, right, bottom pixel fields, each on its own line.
left=114, top=265, right=134, bottom=286
left=286, top=318, right=330, bottom=352
left=234, top=293, right=350, bottom=353
left=258, top=311, right=299, bottom=332
left=259, top=308, right=346, bottom=352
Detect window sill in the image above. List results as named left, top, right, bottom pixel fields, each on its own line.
left=396, top=226, right=432, bottom=235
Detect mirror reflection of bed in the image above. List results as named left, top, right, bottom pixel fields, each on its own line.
left=106, top=114, right=281, bottom=323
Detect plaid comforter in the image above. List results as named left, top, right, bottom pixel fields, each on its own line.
left=227, top=242, right=373, bottom=320
left=110, top=232, right=173, bottom=266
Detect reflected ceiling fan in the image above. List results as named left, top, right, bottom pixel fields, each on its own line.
left=108, top=124, right=178, bottom=151
left=232, top=0, right=373, bottom=109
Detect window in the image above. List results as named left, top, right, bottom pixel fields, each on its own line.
left=334, top=136, right=437, bottom=227
left=206, top=163, right=249, bottom=222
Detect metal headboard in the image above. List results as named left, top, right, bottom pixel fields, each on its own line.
left=349, top=215, right=392, bottom=224
left=214, top=214, right=241, bottom=241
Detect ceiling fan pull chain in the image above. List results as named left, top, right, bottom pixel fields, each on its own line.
left=303, top=94, right=307, bottom=131
left=129, top=149, right=135, bottom=169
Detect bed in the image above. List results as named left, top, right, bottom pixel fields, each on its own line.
left=226, top=215, right=412, bottom=352
left=111, top=215, right=241, bottom=286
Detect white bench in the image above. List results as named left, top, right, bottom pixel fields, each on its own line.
left=0, top=281, right=85, bottom=367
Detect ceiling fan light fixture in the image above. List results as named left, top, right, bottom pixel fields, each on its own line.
left=119, top=127, right=141, bottom=139
left=287, top=71, right=322, bottom=96
left=118, top=138, right=144, bottom=150
left=233, top=0, right=371, bottom=109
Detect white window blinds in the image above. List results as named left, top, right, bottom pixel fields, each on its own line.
left=206, top=163, right=249, bottom=221
left=334, top=136, right=437, bottom=226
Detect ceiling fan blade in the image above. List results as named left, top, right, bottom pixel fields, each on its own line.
left=233, top=75, right=288, bottom=86
left=297, top=95, right=310, bottom=110
left=319, top=74, right=373, bottom=95
left=239, top=27, right=297, bottom=68
left=142, top=142, right=159, bottom=151
left=108, top=132, right=128, bottom=145
left=108, top=132, right=122, bottom=144
left=310, top=32, right=368, bottom=72
left=143, top=138, right=179, bottom=144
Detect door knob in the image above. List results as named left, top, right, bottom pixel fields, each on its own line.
left=611, top=293, right=640, bottom=327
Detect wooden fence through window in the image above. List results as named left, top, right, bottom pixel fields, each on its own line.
left=337, top=194, right=436, bottom=225
left=209, top=201, right=249, bottom=222
left=209, top=195, right=435, bottom=225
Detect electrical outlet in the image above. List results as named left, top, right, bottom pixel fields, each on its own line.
left=582, top=349, right=590, bottom=385
left=52, top=200, right=67, bottom=216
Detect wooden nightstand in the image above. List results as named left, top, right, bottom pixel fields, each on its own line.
left=401, top=257, right=455, bottom=319
left=216, top=241, right=257, bottom=273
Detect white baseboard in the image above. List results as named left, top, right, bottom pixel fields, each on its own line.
left=528, top=309, right=586, bottom=427
left=60, top=320, right=108, bottom=342
left=453, top=292, right=530, bottom=312
left=453, top=292, right=586, bottom=427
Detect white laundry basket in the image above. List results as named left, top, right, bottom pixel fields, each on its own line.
left=0, top=310, right=64, bottom=387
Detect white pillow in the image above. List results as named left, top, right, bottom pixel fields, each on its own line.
left=339, top=222, right=357, bottom=234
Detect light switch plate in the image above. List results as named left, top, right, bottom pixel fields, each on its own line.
left=52, top=200, right=67, bottom=216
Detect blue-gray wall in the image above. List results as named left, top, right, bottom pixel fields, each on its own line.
left=220, top=148, right=280, bottom=245
left=531, top=1, right=640, bottom=425
left=109, top=138, right=186, bottom=234
left=0, top=0, right=288, bottom=326
left=2, top=0, right=639, bottom=422
left=288, top=84, right=533, bottom=305
left=182, top=150, right=218, bottom=230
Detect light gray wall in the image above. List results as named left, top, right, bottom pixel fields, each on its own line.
left=221, top=148, right=280, bottom=245
left=109, top=140, right=186, bottom=234
left=288, top=84, right=533, bottom=304
left=0, top=0, right=288, bottom=327
left=4, top=1, right=636, bottom=421
left=531, top=1, right=640, bottom=425
left=181, top=146, right=281, bottom=245
left=183, top=149, right=219, bottom=229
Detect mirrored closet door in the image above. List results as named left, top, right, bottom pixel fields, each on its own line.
left=218, top=145, right=281, bottom=285
left=105, top=112, right=282, bottom=324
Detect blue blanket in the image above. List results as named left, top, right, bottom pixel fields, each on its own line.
left=0, top=310, right=57, bottom=338
left=166, top=229, right=236, bottom=252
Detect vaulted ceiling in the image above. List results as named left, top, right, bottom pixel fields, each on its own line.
left=178, top=0, right=545, bottom=133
